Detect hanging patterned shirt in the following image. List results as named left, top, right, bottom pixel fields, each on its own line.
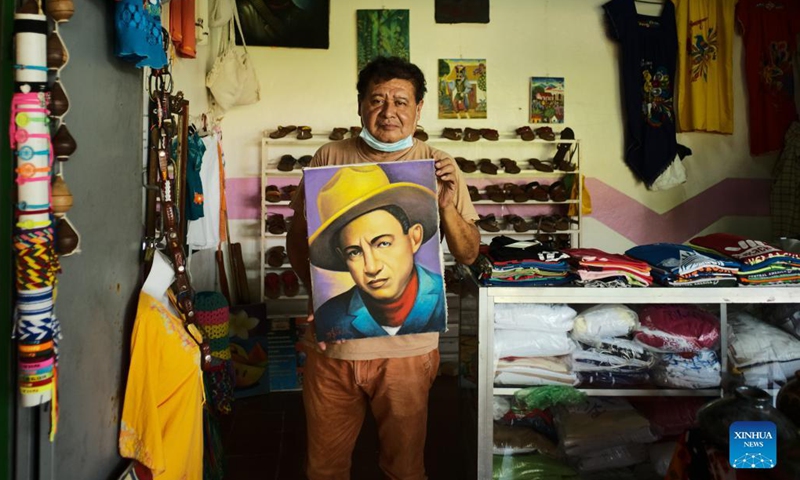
left=119, top=292, right=204, bottom=479
left=736, top=0, right=800, bottom=155
left=674, top=0, right=737, bottom=133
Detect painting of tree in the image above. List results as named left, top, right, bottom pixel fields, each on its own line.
left=356, top=10, right=410, bottom=73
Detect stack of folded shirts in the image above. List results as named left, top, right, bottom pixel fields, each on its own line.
left=480, top=236, right=572, bottom=286
left=570, top=305, right=655, bottom=387
left=555, top=398, right=658, bottom=473
left=625, top=243, right=739, bottom=287
left=728, top=311, right=800, bottom=388
left=689, top=233, right=800, bottom=285
left=564, top=248, right=652, bottom=287
left=494, top=303, right=578, bottom=386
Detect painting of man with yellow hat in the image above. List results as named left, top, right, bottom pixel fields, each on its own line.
left=304, top=160, right=446, bottom=342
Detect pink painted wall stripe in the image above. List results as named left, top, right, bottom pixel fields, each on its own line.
left=585, top=177, right=771, bottom=245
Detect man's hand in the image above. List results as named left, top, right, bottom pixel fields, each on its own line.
left=307, top=299, right=345, bottom=351
left=435, top=157, right=458, bottom=209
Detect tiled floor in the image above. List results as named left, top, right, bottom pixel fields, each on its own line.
left=221, top=375, right=471, bottom=480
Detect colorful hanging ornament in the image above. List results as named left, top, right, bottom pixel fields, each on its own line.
left=54, top=217, right=79, bottom=255
left=52, top=124, right=76, bottom=160
left=51, top=175, right=73, bottom=216
left=45, top=0, right=74, bottom=23
left=46, top=32, right=68, bottom=70
left=50, top=81, right=69, bottom=117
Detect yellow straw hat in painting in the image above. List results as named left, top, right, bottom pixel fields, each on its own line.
left=308, top=165, right=437, bottom=271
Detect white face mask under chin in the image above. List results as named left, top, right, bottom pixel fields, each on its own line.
left=359, top=126, right=414, bottom=153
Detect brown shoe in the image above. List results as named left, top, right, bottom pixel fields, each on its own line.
left=468, top=185, right=481, bottom=202
left=349, top=126, right=362, bottom=138
left=267, top=214, right=287, bottom=235
left=477, top=158, right=498, bottom=174
left=481, top=128, right=499, bottom=141
left=485, top=185, right=506, bottom=203
left=504, top=214, right=530, bottom=232
left=463, top=127, right=481, bottom=142
left=265, top=185, right=281, bottom=203
left=548, top=181, right=569, bottom=202
left=266, top=246, right=286, bottom=267
left=269, top=125, right=297, bottom=139
left=503, top=183, right=528, bottom=203
left=477, top=214, right=500, bottom=232
left=455, top=157, right=477, bottom=173
left=442, top=127, right=462, bottom=140
left=297, top=126, right=312, bottom=140
left=277, top=155, right=296, bottom=172
left=535, top=126, right=556, bottom=141
left=525, top=182, right=550, bottom=202
left=499, top=158, right=520, bottom=174
left=264, top=272, right=281, bottom=299
left=329, top=127, right=348, bottom=141
left=528, top=158, right=554, bottom=172
left=281, top=270, right=300, bottom=297
left=516, top=126, right=535, bottom=141
left=414, top=126, right=428, bottom=141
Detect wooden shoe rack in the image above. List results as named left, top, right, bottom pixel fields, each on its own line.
left=426, top=130, right=582, bottom=249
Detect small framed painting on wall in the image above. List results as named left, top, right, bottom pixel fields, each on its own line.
left=529, top=77, right=564, bottom=124
left=438, top=58, right=487, bottom=119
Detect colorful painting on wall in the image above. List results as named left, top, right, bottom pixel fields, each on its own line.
left=529, top=77, right=565, bottom=124
left=438, top=58, right=487, bottom=119
left=356, top=9, right=409, bottom=73
left=303, top=161, right=447, bottom=342
left=236, top=0, right=330, bottom=49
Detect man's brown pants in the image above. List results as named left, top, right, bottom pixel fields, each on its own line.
left=303, top=348, right=440, bottom=480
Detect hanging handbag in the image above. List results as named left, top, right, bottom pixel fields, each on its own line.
left=209, top=0, right=234, bottom=27
left=205, top=0, right=260, bottom=111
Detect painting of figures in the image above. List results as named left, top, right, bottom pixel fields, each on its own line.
left=438, top=58, right=487, bottom=119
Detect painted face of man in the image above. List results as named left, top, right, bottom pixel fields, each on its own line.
left=337, top=209, right=423, bottom=302
left=359, top=78, right=423, bottom=144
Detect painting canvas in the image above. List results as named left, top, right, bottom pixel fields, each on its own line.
left=435, top=0, right=490, bottom=24
left=438, top=58, right=487, bottom=119
left=529, top=77, right=565, bottom=124
left=357, top=10, right=409, bottom=73
left=236, top=0, right=329, bottom=49
left=303, top=160, right=447, bottom=342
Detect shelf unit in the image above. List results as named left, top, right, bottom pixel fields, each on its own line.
left=424, top=134, right=582, bottom=248
left=460, top=278, right=800, bottom=479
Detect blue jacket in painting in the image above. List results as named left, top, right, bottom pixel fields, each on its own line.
left=315, top=264, right=446, bottom=342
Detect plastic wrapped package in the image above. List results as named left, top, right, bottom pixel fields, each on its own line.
left=650, top=350, right=721, bottom=389
left=496, top=356, right=578, bottom=387
left=648, top=441, right=677, bottom=477
left=573, top=443, right=648, bottom=472
left=494, top=303, right=577, bottom=331
left=634, top=305, right=720, bottom=353
left=513, top=386, right=587, bottom=412
left=493, top=423, right=559, bottom=456
left=492, top=454, right=578, bottom=480
left=572, top=304, right=639, bottom=338
left=495, top=330, right=574, bottom=358
left=501, top=408, right=558, bottom=443
left=493, top=395, right=511, bottom=421
left=745, top=303, right=800, bottom=339
left=629, top=397, right=705, bottom=437
left=728, top=311, right=800, bottom=368
left=555, top=398, right=658, bottom=456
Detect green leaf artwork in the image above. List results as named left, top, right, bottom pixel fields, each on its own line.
left=356, top=10, right=410, bottom=73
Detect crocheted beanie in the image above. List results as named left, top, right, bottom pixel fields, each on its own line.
left=194, top=291, right=230, bottom=361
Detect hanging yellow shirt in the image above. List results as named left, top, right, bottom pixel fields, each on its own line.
left=119, top=292, right=204, bottom=479
left=674, top=0, right=736, bottom=133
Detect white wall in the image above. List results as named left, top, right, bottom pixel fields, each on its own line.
left=169, top=0, right=776, bottom=298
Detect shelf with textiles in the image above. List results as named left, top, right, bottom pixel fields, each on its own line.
left=462, top=279, right=800, bottom=479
